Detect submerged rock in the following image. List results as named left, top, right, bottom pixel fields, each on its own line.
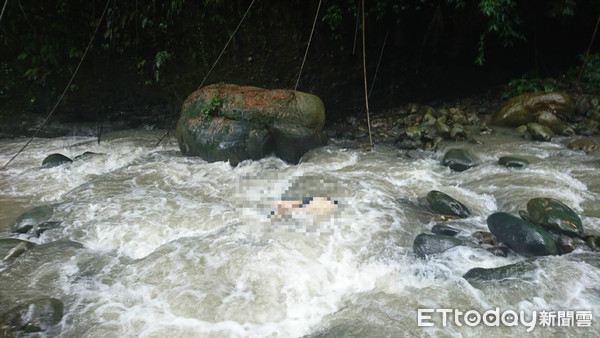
left=442, top=148, right=478, bottom=172
left=175, top=83, right=328, bottom=165
left=41, top=153, right=72, bottom=168
left=413, top=233, right=465, bottom=259
left=498, top=156, right=529, bottom=168
left=11, top=204, right=61, bottom=236
left=527, top=123, right=554, bottom=142
left=463, top=259, right=538, bottom=282
left=0, top=297, right=64, bottom=334
left=0, top=238, right=35, bottom=261
left=567, top=138, right=598, bottom=154
left=424, top=190, right=471, bottom=218
left=525, top=197, right=583, bottom=236
left=492, top=92, right=575, bottom=127
left=487, top=212, right=558, bottom=256
left=73, top=151, right=103, bottom=161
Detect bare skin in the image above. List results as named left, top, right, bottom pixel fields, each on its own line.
left=270, top=197, right=338, bottom=219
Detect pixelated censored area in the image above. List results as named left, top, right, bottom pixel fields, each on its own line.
left=234, top=174, right=347, bottom=234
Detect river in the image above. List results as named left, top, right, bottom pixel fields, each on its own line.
left=1, top=129, right=599, bottom=337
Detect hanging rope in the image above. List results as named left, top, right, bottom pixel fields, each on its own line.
left=352, top=0, right=360, bottom=55
left=369, top=28, right=389, bottom=98
left=156, top=0, right=256, bottom=146
left=577, top=13, right=600, bottom=83
left=3, top=0, right=112, bottom=169
left=361, top=0, right=373, bottom=149
left=293, top=0, right=322, bottom=92
left=0, top=0, right=8, bottom=24
left=197, top=0, right=255, bottom=90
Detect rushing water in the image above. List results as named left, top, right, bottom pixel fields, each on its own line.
left=1, top=129, right=599, bottom=337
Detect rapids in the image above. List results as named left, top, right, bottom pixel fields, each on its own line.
left=1, top=129, right=599, bottom=337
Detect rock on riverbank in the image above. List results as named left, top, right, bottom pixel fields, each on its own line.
left=175, top=84, right=328, bottom=165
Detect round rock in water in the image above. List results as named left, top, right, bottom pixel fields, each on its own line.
left=526, top=198, right=583, bottom=236
left=413, top=233, right=465, bottom=259
left=487, top=212, right=558, bottom=256
left=41, top=153, right=72, bottom=168
left=526, top=123, right=555, bottom=142
left=442, top=149, right=477, bottom=172
left=567, top=139, right=598, bottom=154
left=498, top=156, right=529, bottom=168
left=425, top=190, right=471, bottom=218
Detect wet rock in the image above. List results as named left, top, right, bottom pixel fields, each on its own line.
left=537, top=111, right=560, bottom=126
left=487, top=212, right=558, bottom=256
left=463, top=259, right=538, bottom=282
left=73, top=151, right=103, bottom=161
left=442, top=148, right=478, bottom=172
left=413, top=233, right=465, bottom=259
left=492, top=92, right=575, bottom=127
left=586, top=236, right=600, bottom=251
left=424, top=190, right=471, bottom=218
left=568, top=138, right=598, bottom=154
left=11, top=204, right=60, bottom=236
left=550, top=122, right=575, bottom=137
left=450, top=124, right=468, bottom=140
left=471, top=231, right=498, bottom=246
left=1, top=297, right=64, bottom=334
left=498, top=156, right=529, bottom=168
left=431, top=224, right=461, bottom=236
left=558, top=235, right=576, bottom=254
left=422, top=112, right=436, bottom=126
left=515, top=125, right=528, bottom=134
left=527, top=123, right=554, bottom=142
left=175, top=84, right=327, bottom=165
left=525, top=197, right=583, bottom=236
left=0, top=238, right=35, bottom=261
left=434, top=118, right=451, bottom=137
left=41, top=153, right=72, bottom=168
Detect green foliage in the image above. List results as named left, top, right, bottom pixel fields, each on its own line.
left=503, top=78, right=561, bottom=98
left=475, top=0, right=525, bottom=65
left=153, top=50, right=174, bottom=83
left=504, top=52, right=600, bottom=98
left=0, top=63, right=15, bottom=99
left=323, top=4, right=344, bottom=41
left=575, top=53, right=600, bottom=92
left=199, top=93, right=221, bottom=119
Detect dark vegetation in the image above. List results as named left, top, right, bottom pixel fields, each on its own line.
left=1, top=0, right=599, bottom=132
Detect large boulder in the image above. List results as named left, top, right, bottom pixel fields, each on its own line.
left=492, top=92, right=575, bottom=127
left=487, top=212, right=558, bottom=256
left=175, top=84, right=328, bottom=165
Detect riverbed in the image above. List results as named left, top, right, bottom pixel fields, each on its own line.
left=1, top=129, right=599, bottom=337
